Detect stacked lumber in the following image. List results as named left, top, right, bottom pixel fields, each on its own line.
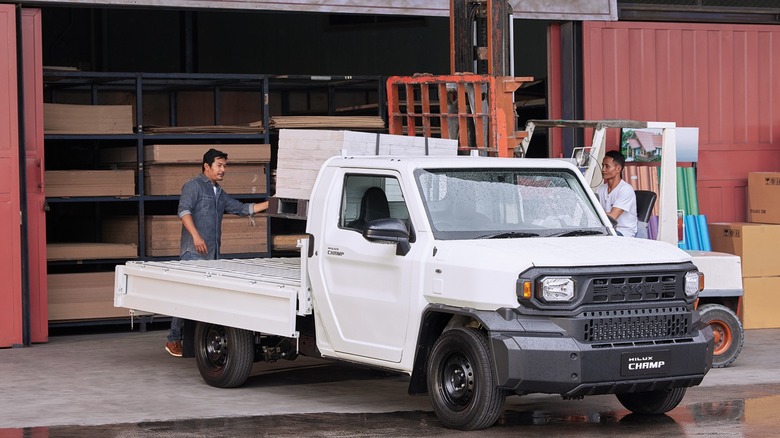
left=145, top=164, right=267, bottom=195
left=44, top=103, right=134, bottom=134
left=275, top=129, right=457, bottom=200
left=46, top=243, right=138, bottom=261
left=103, top=215, right=268, bottom=256
left=100, top=144, right=271, bottom=165
left=143, top=121, right=263, bottom=134
left=48, top=272, right=129, bottom=321
left=45, top=170, right=135, bottom=197
left=132, top=143, right=270, bottom=195
left=269, top=116, right=384, bottom=129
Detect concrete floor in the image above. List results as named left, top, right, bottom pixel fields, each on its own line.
left=1, top=326, right=779, bottom=434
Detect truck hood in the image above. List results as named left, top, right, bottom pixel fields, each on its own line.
left=434, top=235, right=691, bottom=271
left=425, top=236, right=693, bottom=311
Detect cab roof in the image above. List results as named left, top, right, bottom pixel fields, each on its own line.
left=324, top=155, right=581, bottom=173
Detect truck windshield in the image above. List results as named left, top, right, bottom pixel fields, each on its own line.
left=415, top=168, right=607, bottom=240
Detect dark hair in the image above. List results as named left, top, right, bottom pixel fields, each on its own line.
left=202, top=148, right=228, bottom=171
left=604, top=150, right=626, bottom=173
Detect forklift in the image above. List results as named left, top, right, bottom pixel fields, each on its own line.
left=386, top=0, right=533, bottom=157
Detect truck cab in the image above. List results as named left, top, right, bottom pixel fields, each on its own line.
left=306, top=155, right=713, bottom=428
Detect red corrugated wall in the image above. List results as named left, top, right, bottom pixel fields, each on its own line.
left=582, top=21, right=780, bottom=223
left=0, top=4, right=23, bottom=347
left=22, top=9, right=47, bottom=343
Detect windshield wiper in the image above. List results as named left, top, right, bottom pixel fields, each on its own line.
left=477, top=231, right=540, bottom=239
left=550, top=229, right=607, bottom=237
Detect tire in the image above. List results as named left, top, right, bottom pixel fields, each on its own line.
left=698, top=304, right=744, bottom=368
left=194, top=322, right=255, bottom=388
left=616, top=387, right=687, bottom=414
left=427, top=328, right=506, bottom=430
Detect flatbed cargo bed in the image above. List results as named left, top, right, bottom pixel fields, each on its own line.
left=114, top=257, right=308, bottom=338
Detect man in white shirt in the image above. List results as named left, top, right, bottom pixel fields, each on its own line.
left=596, top=150, right=637, bottom=237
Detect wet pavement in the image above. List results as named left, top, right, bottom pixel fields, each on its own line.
left=1, top=327, right=779, bottom=437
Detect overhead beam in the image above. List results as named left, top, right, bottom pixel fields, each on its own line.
left=17, top=0, right=619, bottom=21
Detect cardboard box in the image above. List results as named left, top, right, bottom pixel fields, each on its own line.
left=103, top=215, right=268, bottom=256
left=44, top=103, right=134, bottom=134
left=742, top=277, right=780, bottom=329
left=45, top=170, right=135, bottom=197
left=747, top=172, right=780, bottom=224
left=46, top=243, right=138, bottom=261
left=708, top=222, right=780, bottom=278
left=144, top=164, right=267, bottom=195
left=48, top=272, right=129, bottom=321
left=99, top=144, right=271, bottom=165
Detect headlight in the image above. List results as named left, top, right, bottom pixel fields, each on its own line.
left=684, top=271, right=703, bottom=297
left=539, top=277, right=575, bottom=302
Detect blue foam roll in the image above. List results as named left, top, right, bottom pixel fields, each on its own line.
left=684, top=215, right=700, bottom=251
left=697, top=215, right=711, bottom=251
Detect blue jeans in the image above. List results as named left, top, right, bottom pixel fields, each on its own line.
left=167, top=251, right=211, bottom=342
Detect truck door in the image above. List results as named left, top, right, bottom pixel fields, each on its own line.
left=313, top=170, right=416, bottom=363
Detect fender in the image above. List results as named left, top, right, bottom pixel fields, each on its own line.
left=408, top=304, right=564, bottom=394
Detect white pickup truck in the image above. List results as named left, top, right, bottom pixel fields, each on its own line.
left=114, top=155, right=714, bottom=430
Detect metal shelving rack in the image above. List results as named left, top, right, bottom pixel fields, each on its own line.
left=44, top=71, right=272, bottom=264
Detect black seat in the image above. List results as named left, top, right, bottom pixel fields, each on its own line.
left=348, top=187, right=390, bottom=231
left=635, top=190, right=657, bottom=223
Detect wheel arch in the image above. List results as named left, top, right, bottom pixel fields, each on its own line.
left=697, top=296, right=741, bottom=315
left=408, top=305, right=512, bottom=395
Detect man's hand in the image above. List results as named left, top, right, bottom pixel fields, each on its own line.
left=181, top=214, right=207, bottom=254
left=253, top=201, right=270, bottom=214
left=193, top=235, right=207, bottom=254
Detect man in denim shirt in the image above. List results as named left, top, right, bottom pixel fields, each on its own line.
left=165, top=148, right=269, bottom=357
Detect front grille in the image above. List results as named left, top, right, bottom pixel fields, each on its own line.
left=582, top=307, right=690, bottom=342
left=590, top=275, right=678, bottom=303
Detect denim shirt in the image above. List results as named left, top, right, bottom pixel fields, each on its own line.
left=178, top=173, right=254, bottom=259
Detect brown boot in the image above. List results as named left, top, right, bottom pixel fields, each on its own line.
left=165, top=340, right=183, bottom=357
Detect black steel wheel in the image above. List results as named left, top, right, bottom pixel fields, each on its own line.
left=427, top=328, right=505, bottom=430
left=698, top=304, right=744, bottom=368
left=616, top=387, right=687, bottom=414
left=194, top=322, right=254, bottom=388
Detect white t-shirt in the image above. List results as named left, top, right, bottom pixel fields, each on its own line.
left=596, top=180, right=637, bottom=237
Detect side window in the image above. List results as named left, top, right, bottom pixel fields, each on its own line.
left=340, top=174, right=410, bottom=232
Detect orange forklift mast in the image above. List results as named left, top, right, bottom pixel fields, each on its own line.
left=387, top=0, right=532, bottom=157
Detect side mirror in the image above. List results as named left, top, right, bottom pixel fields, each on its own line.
left=363, top=218, right=411, bottom=256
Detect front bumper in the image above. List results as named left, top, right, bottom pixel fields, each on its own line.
left=490, top=324, right=714, bottom=397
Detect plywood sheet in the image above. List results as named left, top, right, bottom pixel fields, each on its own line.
left=45, top=170, right=135, bottom=197
left=46, top=242, right=138, bottom=261
left=144, top=163, right=267, bottom=195
left=44, top=103, right=134, bottom=134
left=48, top=272, right=128, bottom=321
